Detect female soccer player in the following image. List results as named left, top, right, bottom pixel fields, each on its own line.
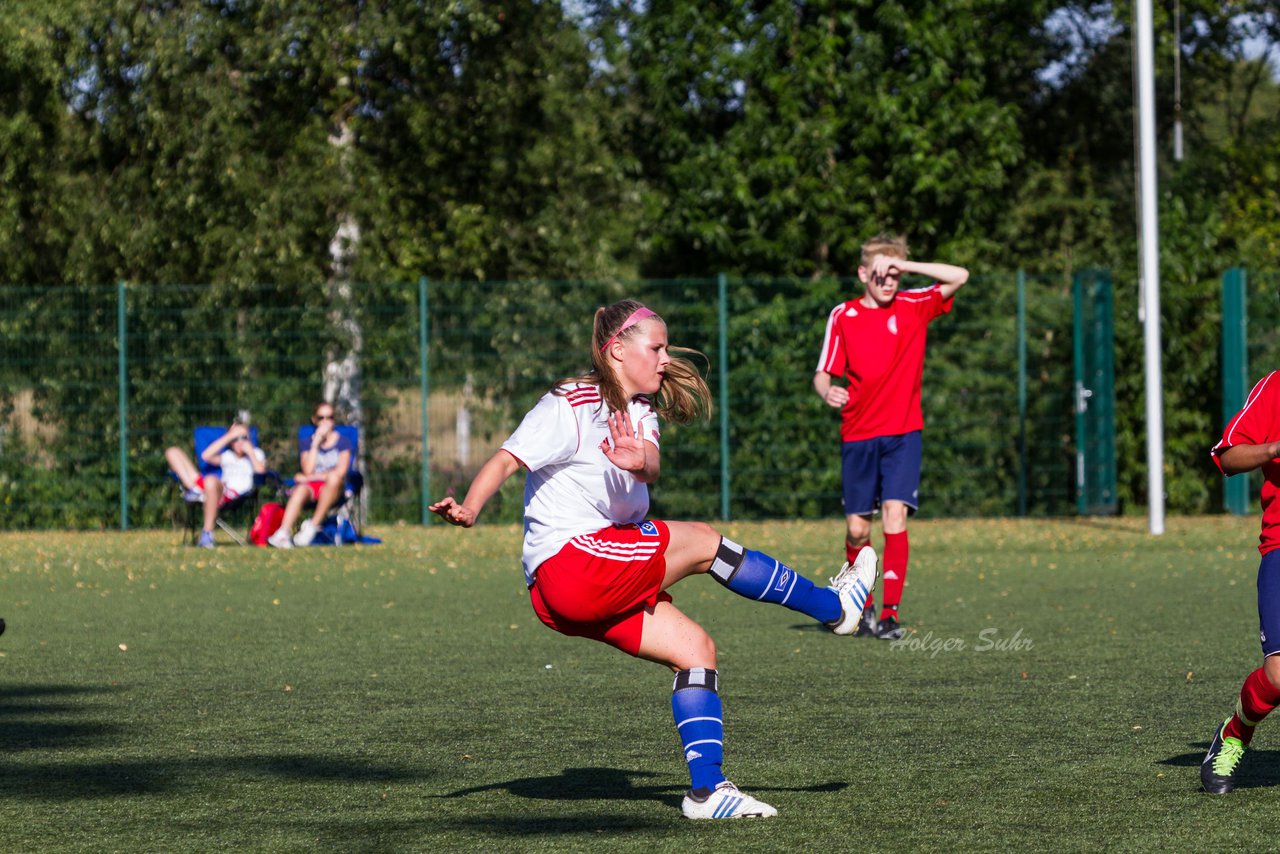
left=430, top=299, right=877, bottom=820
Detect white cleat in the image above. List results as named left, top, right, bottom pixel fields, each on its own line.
left=681, top=781, right=777, bottom=820
left=826, top=546, right=879, bottom=635
left=292, top=519, right=318, bottom=547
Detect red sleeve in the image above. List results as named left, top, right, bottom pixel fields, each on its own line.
left=926, top=284, right=954, bottom=321
left=1212, top=371, right=1280, bottom=474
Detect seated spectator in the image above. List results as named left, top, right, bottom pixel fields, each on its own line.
left=166, top=421, right=267, bottom=548
left=269, top=401, right=353, bottom=548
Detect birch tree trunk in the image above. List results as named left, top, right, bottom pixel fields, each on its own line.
left=324, top=117, right=365, bottom=520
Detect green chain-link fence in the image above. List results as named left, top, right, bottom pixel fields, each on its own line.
left=2, top=274, right=1088, bottom=530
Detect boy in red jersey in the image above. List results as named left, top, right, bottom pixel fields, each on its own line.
left=1201, top=370, right=1280, bottom=793
left=813, top=234, right=969, bottom=639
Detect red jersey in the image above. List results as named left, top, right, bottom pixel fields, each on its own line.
left=1213, top=370, right=1280, bottom=556
left=816, top=286, right=953, bottom=442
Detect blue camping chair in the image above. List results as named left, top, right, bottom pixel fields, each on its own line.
left=176, top=425, right=278, bottom=546
left=294, top=423, right=365, bottom=542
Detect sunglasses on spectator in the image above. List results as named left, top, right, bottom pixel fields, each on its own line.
left=315, top=414, right=335, bottom=421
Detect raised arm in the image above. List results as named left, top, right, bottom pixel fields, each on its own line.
left=430, top=449, right=523, bottom=527
left=883, top=257, right=970, bottom=299
left=250, top=445, right=268, bottom=474
left=201, top=423, right=248, bottom=465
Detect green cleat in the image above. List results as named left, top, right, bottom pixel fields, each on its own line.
left=1201, top=717, right=1246, bottom=794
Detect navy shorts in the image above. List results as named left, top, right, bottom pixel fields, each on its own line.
left=841, top=431, right=922, bottom=517
left=1258, top=550, right=1280, bottom=657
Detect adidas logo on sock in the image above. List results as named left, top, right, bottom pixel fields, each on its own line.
left=685, top=749, right=703, bottom=761
left=883, top=569, right=899, bottom=581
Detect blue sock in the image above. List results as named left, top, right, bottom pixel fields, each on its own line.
left=708, top=537, right=841, bottom=624
left=672, top=668, right=726, bottom=792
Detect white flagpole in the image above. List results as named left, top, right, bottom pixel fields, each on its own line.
left=1136, top=0, right=1165, bottom=534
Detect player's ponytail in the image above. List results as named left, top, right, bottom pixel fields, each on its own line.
left=553, top=300, right=712, bottom=425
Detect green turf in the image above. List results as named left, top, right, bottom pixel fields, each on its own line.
left=0, top=516, right=1274, bottom=851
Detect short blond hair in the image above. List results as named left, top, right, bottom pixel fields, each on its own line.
left=860, top=233, right=909, bottom=266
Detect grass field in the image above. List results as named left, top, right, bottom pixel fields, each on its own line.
left=0, top=515, right=1276, bottom=851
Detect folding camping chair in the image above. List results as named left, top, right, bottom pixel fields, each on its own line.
left=295, top=422, right=365, bottom=542
left=176, top=425, right=276, bottom=546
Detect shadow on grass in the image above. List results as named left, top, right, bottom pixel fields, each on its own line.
left=438, top=766, right=682, bottom=806
left=1159, top=743, right=1280, bottom=791
left=0, top=754, right=432, bottom=800
left=437, top=765, right=848, bottom=806
left=425, top=769, right=848, bottom=836
left=0, top=684, right=120, bottom=752
left=0, top=683, right=430, bottom=800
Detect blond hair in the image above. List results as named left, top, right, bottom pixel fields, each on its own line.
left=860, top=233, right=909, bottom=266
left=554, top=299, right=712, bottom=425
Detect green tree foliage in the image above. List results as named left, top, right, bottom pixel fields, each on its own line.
left=355, top=1, right=634, bottom=283
left=0, top=6, right=71, bottom=286
left=588, top=0, right=1059, bottom=276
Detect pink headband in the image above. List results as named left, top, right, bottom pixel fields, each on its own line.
left=600, top=307, right=657, bottom=351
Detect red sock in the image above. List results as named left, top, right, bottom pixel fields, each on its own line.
left=1224, top=667, right=1280, bottom=744
left=881, top=531, right=908, bottom=620
left=846, top=542, right=874, bottom=609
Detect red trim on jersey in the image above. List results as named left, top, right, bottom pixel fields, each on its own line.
left=1214, top=370, right=1280, bottom=555
left=565, top=386, right=602, bottom=407
left=497, top=447, right=527, bottom=470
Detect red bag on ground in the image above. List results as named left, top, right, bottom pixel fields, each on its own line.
left=250, top=502, right=285, bottom=546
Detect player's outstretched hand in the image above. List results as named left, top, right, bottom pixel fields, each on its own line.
left=600, top=410, right=646, bottom=473
left=429, top=497, right=477, bottom=527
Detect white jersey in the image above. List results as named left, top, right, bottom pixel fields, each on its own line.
left=216, top=446, right=265, bottom=496
left=501, top=383, right=661, bottom=585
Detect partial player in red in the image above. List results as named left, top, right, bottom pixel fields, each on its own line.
left=432, top=299, right=878, bottom=820
left=813, top=234, right=968, bottom=640
left=1202, top=370, right=1280, bottom=793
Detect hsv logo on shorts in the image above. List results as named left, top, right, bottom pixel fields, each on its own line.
left=639, top=521, right=659, bottom=537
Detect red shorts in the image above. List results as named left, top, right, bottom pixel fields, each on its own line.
left=299, top=479, right=328, bottom=501
left=529, top=520, right=672, bottom=657
left=194, top=475, right=243, bottom=507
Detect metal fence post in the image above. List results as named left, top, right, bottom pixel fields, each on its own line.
left=1072, top=273, right=1086, bottom=516
left=717, top=273, right=730, bottom=521
left=419, top=276, right=431, bottom=525
left=117, top=280, right=129, bottom=530
left=1017, top=269, right=1028, bottom=517
left=1222, top=267, right=1250, bottom=515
